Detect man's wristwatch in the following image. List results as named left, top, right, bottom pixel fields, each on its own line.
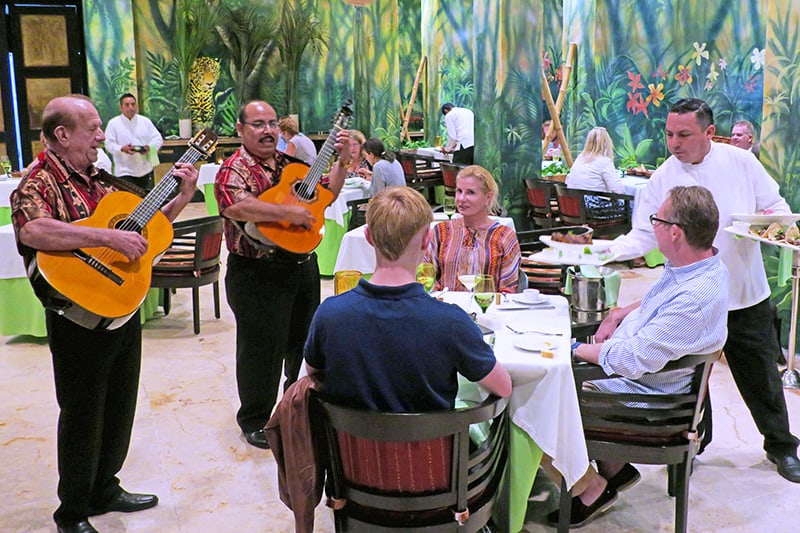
left=571, top=341, right=583, bottom=358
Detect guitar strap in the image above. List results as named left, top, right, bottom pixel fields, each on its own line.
left=98, top=172, right=148, bottom=199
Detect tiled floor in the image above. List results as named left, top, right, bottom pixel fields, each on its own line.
left=2, top=203, right=799, bottom=532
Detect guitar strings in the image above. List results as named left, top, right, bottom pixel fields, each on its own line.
left=92, top=147, right=205, bottom=266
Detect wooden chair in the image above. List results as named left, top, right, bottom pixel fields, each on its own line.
left=346, top=197, right=370, bottom=231
left=151, top=216, right=223, bottom=334
left=313, top=394, right=510, bottom=532
left=516, top=227, right=578, bottom=294
left=524, top=178, right=560, bottom=229
left=440, top=162, right=464, bottom=197
left=397, top=152, right=443, bottom=203
left=557, top=350, right=722, bottom=533
left=553, top=184, right=633, bottom=239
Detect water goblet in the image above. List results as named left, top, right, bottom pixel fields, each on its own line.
left=473, top=274, right=496, bottom=314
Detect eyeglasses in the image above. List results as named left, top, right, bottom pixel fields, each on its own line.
left=241, top=119, right=279, bottom=131
left=649, top=213, right=681, bottom=227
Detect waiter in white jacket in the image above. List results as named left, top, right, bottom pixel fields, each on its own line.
left=608, top=98, right=800, bottom=483
left=105, top=93, right=163, bottom=191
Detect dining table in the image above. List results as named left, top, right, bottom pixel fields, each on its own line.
left=0, top=224, right=163, bottom=338
left=443, top=290, right=588, bottom=532
left=196, top=163, right=370, bottom=276
left=0, top=177, right=22, bottom=225
left=334, top=214, right=517, bottom=275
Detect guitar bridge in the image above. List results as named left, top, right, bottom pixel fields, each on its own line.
left=73, top=249, right=125, bottom=286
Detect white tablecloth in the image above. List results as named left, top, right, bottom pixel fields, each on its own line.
left=0, top=178, right=22, bottom=208
left=621, top=174, right=650, bottom=215
left=444, top=291, right=589, bottom=488
left=196, top=163, right=368, bottom=226
left=0, top=224, right=26, bottom=279
left=335, top=216, right=517, bottom=274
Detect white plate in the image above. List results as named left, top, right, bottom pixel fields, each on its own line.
left=540, top=235, right=614, bottom=254
left=513, top=333, right=556, bottom=353
left=512, top=294, right=546, bottom=305
left=730, top=213, right=800, bottom=225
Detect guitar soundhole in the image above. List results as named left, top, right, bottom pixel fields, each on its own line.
left=292, top=182, right=316, bottom=202
left=112, top=217, right=144, bottom=236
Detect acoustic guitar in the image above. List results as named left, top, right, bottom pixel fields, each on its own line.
left=30, top=129, right=218, bottom=330
left=244, top=101, right=353, bottom=254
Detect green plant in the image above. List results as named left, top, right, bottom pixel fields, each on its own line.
left=542, top=162, right=570, bottom=176
left=215, top=3, right=278, bottom=107
left=168, top=0, right=224, bottom=117
left=277, top=0, right=327, bottom=115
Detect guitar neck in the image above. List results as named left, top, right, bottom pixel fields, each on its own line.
left=124, top=149, right=204, bottom=231
left=300, top=124, right=346, bottom=190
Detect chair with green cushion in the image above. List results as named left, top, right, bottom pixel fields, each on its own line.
left=313, top=394, right=510, bottom=532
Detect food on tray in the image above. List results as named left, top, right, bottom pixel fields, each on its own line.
left=551, top=229, right=593, bottom=244
left=749, top=222, right=800, bottom=245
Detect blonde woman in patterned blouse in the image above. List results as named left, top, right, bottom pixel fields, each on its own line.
left=424, top=165, right=521, bottom=293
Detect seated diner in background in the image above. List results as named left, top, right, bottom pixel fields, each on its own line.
left=304, top=186, right=512, bottom=410
left=566, top=126, right=627, bottom=219
left=543, top=185, right=729, bottom=527
left=278, top=116, right=317, bottom=166
left=423, top=165, right=520, bottom=293
left=343, top=129, right=371, bottom=178
left=361, top=137, right=405, bottom=198
left=542, top=119, right=561, bottom=159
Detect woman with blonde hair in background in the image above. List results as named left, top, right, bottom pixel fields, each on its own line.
left=424, top=165, right=520, bottom=293
left=566, top=126, right=626, bottom=217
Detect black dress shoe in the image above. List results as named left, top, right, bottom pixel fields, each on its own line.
left=89, top=489, right=158, bottom=515
left=546, top=486, right=618, bottom=528
left=57, top=520, right=98, bottom=533
left=767, top=453, right=800, bottom=483
left=244, top=428, right=270, bottom=449
left=606, top=463, right=641, bottom=492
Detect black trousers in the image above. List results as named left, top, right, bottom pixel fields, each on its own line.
left=49, top=310, right=142, bottom=526
left=119, top=171, right=155, bottom=191
left=452, top=145, right=474, bottom=165
left=724, top=298, right=799, bottom=456
left=225, top=252, right=320, bottom=433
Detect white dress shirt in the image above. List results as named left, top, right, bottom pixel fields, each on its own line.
left=611, top=141, right=789, bottom=310
left=444, top=107, right=474, bottom=152
left=105, top=114, right=163, bottom=177
left=566, top=155, right=624, bottom=194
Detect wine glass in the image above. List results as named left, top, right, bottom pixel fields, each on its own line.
left=457, top=247, right=478, bottom=293
left=416, top=262, right=436, bottom=293
left=443, top=196, right=457, bottom=220
left=473, top=274, right=496, bottom=314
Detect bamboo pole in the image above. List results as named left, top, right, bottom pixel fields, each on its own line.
left=541, top=71, right=573, bottom=167
left=554, top=43, right=577, bottom=116
left=400, top=55, right=427, bottom=143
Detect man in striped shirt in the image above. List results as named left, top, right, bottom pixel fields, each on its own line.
left=547, top=186, right=729, bottom=527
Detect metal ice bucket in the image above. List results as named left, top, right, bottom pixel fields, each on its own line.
left=568, top=267, right=615, bottom=312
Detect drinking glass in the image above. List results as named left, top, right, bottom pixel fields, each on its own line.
left=334, top=270, right=362, bottom=295
left=457, top=247, right=478, bottom=293
left=443, top=197, right=457, bottom=220
left=0, top=155, right=11, bottom=177
left=473, top=274, right=496, bottom=314
left=416, top=262, right=436, bottom=293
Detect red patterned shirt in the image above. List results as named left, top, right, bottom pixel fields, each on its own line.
left=214, top=146, right=318, bottom=259
left=10, top=150, right=117, bottom=267
left=423, top=218, right=521, bottom=294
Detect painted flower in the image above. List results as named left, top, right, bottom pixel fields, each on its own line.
left=626, top=91, right=640, bottom=113
left=555, top=65, right=563, bottom=82
left=704, top=80, right=714, bottom=91
left=542, top=51, right=552, bottom=72
left=654, top=65, right=668, bottom=80
left=706, top=63, right=719, bottom=83
left=635, top=97, right=649, bottom=118
left=692, top=42, right=709, bottom=65
left=745, top=75, right=759, bottom=93
left=627, top=70, right=644, bottom=92
left=646, top=83, right=665, bottom=107
left=751, top=47, right=766, bottom=70
left=675, top=64, right=693, bottom=86
left=718, top=57, right=728, bottom=70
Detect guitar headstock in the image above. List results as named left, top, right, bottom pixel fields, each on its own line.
left=332, top=100, right=354, bottom=130
left=189, top=129, right=219, bottom=159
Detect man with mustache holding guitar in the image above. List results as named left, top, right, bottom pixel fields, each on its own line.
left=10, top=95, right=198, bottom=533
left=214, top=100, right=349, bottom=449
